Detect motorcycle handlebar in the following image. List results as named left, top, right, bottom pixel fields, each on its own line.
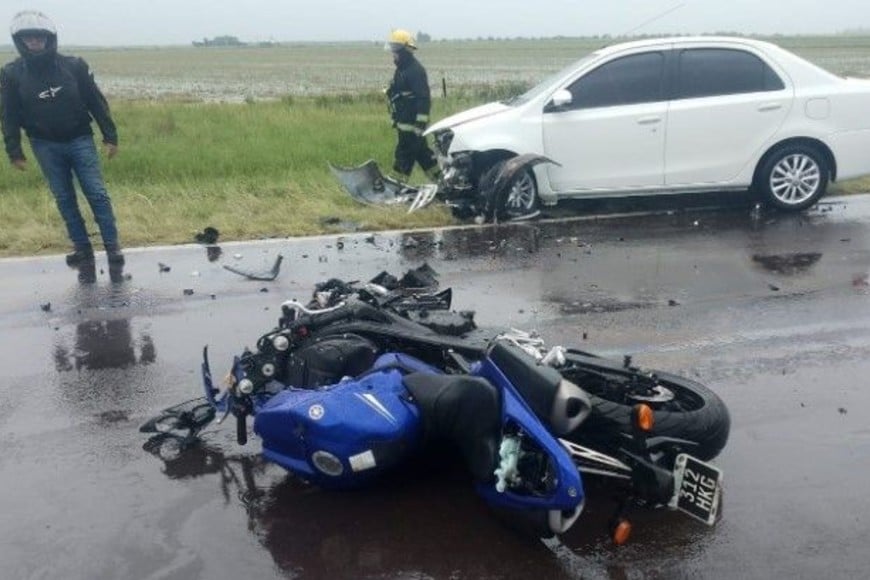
left=280, top=299, right=352, bottom=329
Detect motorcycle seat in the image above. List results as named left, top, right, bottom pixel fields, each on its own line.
left=488, top=342, right=590, bottom=436
left=402, top=372, right=501, bottom=483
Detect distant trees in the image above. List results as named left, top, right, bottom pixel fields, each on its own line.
left=193, top=35, right=245, bottom=47
left=417, top=31, right=431, bottom=43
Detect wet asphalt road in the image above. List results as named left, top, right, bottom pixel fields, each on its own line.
left=1, top=194, right=869, bottom=580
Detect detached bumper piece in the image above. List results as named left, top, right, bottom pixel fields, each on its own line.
left=329, top=159, right=439, bottom=212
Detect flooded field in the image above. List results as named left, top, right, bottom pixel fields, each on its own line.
left=3, top=35, right=870, bottom=102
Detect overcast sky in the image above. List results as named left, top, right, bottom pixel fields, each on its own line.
left=2, top=1, right=869, bottom=46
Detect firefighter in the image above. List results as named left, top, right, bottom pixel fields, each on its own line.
left=385, top=29, right=441, bottom=183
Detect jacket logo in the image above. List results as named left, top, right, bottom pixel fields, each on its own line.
left=38, top=86, right=63, bottom=99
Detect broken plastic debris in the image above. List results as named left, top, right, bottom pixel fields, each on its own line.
left=223, top=254, right=283, bottom=281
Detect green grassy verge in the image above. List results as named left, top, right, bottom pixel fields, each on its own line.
left=0, top=94, right=466, bottom=257
left=2, top=88, right=869, bottom=257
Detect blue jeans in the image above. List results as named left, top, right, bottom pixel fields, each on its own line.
left=30, top=135, right=119, bottom=249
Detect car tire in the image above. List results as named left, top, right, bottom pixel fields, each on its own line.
left=481, top=160, right=540, bottom=221
left=756, top=144, right=828, bottom=211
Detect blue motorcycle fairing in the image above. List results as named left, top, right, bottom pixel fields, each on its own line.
left=201, top=349, right=442, bottom=417
left=202, top=347, right=584, bottom=532
left=473, top=357, right=585, bottom=513
left=201, top=348, right=304, bottom=416
left=254, top=367, right=422, bottom=488
left=201, top=346, right=227, bottom=413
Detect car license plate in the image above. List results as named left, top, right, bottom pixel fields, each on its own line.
left=669, top=453, right=723, bottom=525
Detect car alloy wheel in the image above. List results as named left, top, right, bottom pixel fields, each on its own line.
left=503, top=170, right=538, bottom=215
left=759, top=145, right=828, bottom=211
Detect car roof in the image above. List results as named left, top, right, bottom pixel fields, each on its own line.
left=586, top=35, right=840, bottom=85
left=594, top=35, right=780, bottom=56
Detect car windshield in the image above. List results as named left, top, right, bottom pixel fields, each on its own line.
left=502, top=53, right=599, bottom=106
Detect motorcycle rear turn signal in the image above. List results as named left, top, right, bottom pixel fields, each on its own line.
left=633, top=403, right=654, bottom=432
left=611, top=518, right=632, bottom=545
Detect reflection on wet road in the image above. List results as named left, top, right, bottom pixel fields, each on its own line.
left=1, top=195, right=869, bottom=579
left=54, top=319, right=156, bottom=372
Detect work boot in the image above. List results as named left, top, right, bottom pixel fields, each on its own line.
left=65, top=246, right=94, bottom=267
left=77, top=260, right=97, bottom=284
left=105, top=244, right=125, bottom=266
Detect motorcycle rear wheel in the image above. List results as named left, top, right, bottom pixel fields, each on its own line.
left=559, top=352, right=730, bottom=461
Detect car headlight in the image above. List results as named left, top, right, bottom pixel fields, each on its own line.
left=433, top=129, right=454, bottom=156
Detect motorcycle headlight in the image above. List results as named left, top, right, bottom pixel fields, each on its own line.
left=312, top=450, right=344, bottom=476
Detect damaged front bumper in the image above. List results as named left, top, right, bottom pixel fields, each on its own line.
left=330, top=127, right=554, bottom=222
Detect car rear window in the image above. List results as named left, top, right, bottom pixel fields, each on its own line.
left=676, top=48, right=785, bottom=99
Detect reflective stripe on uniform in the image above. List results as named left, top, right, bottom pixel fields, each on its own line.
left=396, top=122, right=422, bottom=134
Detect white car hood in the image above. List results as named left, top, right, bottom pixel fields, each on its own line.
left=426, top=101, right=511, bottom=134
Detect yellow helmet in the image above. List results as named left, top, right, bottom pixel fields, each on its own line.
left=385, top=29, right=417, bottom=52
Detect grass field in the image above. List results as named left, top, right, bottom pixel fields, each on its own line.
left=1, top=35, right=870, bottom=257
left=5, top=35, right=870, bottom=102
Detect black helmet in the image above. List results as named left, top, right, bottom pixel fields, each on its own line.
left=10, top=10, right=58, bottom=62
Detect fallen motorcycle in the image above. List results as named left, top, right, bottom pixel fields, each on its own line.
left=142, top=268, right=730, bottom=542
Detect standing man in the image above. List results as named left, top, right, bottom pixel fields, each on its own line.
left=385, top=29, right=441, bottom=184
left=1, top=10, right=123, bottom=269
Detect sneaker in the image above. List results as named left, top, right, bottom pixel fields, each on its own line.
left=66, top=247, right=94, bottom=267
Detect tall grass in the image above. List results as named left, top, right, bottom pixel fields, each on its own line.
left=0, top=95, right=470, bottom=256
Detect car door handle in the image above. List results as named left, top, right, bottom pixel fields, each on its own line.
left=758, top=103, right=783, bottom=112
left=637, top=116, right=662, bottom=125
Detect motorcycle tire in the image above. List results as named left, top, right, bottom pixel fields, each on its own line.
left=559, top=352, right=730, bottom=461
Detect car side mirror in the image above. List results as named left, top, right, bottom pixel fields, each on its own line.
left=548, top=89, right=573, bottom=111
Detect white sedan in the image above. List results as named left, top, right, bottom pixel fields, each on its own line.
left=426, top=36, right=870, bottom=219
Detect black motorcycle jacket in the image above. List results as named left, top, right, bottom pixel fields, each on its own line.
left=386, top=51, right=431, bottom=133
left=1, top=53, right=117, bottom=162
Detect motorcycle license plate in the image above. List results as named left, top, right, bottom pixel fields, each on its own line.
left=669, top=453, right=723, bottom=526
